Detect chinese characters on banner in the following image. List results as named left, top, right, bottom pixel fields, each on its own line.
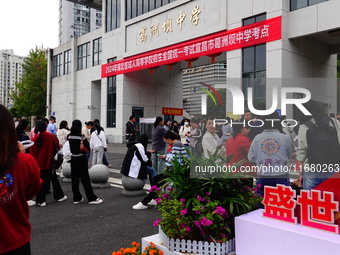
left=162, top=107, right=183, bottom=116
left=263, top=184, right=339, bottom=234
left=101, top=16, right=282, bottom=78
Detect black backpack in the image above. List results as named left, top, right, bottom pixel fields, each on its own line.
left=304, top=116, right=340, bottom=166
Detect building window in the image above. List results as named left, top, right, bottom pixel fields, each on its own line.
left=125, top=0, right=176, bottom=21
left=107, top=57, right=117, bottom=128
left=106, top=0, right=121, bottom=32
left=52, top=54, right=62, bottom=77
left=242, top=14, right=266, bottom=110
left=290, top=0, right=328, bottom=11
left=93, top=38, right=102, bottom=66
left=64, top=50, right=71, bottom=74
left=77, top=42, right=90, bottom=70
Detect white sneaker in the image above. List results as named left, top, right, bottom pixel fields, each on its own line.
left=37, top=202, right=46, bottom=207
left=27, top=200, right=36, bottom=206
left=74, top=198, right=84, bottom=205
left=148, top=199, right=157, bottom=206
left=132, top=202, right=148, bottom=210
left=57, top=196, right=67, bottom=202
left=88, top=198, right=103, bottom=205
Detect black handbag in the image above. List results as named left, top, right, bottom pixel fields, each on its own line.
left=53, top=153, right=63, bottom=169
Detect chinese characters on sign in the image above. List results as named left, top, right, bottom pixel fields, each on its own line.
left=162, top=107, right=183, bottom=116
left=262, top=185, right=297, bottom=224
left=139, top=26, right=147, bottom=42
left=177, top=12, right=186, bottom=31
left=190, top=6, right=201, bottom=26
left=150, top=23, right=159, bottom=37
left=162, top=18, right=173, bottom=33
left=263, top=184, right=339, bottom=234
left=102, top=16, right=282, bottom=78
left=139, top=6, right=201, bottom=42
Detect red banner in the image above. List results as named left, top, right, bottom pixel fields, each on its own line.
left=162, top=107, right=183, bottom=116
left=102, top=16, right=282, bottom=78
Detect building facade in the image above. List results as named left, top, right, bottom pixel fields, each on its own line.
left=48, top=0, right=340, bottom=142
left=0, top=50, right=24, bottom=109
left=58, top=0, right=102, bottom=45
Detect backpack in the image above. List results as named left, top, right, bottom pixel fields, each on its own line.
left=304, top=116, right=340, bottom=166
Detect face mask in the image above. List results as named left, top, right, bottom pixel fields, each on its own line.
left=184, top=122, right=189, bottom=126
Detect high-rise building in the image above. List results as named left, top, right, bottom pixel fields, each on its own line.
left=0, top=50, right=24, bottom=108
left=58, top=0, right=102, bottom=45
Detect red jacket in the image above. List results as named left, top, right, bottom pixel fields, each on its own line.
left=226, top=134, right=254, bottom=168
left=0, top=153, right=42, bottom=253
left=30, top=132, right=60, bottom=170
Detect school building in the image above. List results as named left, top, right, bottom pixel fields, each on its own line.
left=47, top=0, right=340, bottom=142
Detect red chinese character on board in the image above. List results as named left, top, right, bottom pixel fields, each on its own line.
left=262, top=184, right=297, bottom=223
left=297, top=190, right=339, bottom=234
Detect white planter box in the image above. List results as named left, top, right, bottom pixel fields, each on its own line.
left=158, top=227, right=235, bottom=255
left=235, top=209, right=340, bottom=255
left=142, top=233, right=236, bottom=255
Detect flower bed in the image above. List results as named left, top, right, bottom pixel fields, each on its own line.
left=159, top=227, right=235, bottom=255
left=152, top=151, right=262, bottom=244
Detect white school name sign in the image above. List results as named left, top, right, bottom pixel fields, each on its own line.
left=201, top=84, right=312, bottom=116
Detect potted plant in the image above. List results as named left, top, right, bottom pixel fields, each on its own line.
left=152, top=149, right=261, bottom=251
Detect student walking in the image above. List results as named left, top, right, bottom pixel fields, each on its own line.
left=30, top=121, right=67, bottom=207
left=68, top=119, right=103, bottom=205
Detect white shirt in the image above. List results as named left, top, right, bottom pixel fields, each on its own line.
left=90, top=130, right=107, bottom=149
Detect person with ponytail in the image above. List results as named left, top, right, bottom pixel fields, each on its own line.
left=30, top=121, right=67, bottom=207
left=16, top=119, right=30, bottom=142
left=68, top=119, right=103, bottom=205
left=90, top=122, right=107, bottom=165
left=0, top=105, right=42, bottom=254
left=132, top=130, right=189, bottom=210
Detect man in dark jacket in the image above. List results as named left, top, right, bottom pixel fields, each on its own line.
left=125, top=115, right=139, bottom=142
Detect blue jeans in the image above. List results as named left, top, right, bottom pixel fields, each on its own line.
left=257, top=175, right=290, bottom=197
left=152, top=150, right=165, bottom=174
left=303, top=171, right=335, bottom=190
left=303, top=177, right=327, bottom=190
left=146, top=165, right=157, bottom=186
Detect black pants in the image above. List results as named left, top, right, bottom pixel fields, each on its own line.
left=36, top=169, right=65, bottom=203
left=70, top=155, right=97, bottom=202
left=1, top=242, right=30, bottom=255
left=141, top=174, right=166, bottom=205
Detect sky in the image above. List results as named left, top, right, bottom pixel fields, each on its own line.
left=0, top=0, right=59, bottom=57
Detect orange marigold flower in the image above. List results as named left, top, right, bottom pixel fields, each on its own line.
left=132, top=241, right=137, bottom=246
left=151, top=245, right=155, bottom=248
left=112, top=252, right=116, bottom=255
left=159, top=251, right=164, bottom=255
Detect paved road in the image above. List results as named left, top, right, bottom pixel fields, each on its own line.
left=30, top=143, right=159, bottom=255
left=29, top=142, right=299, bottom=255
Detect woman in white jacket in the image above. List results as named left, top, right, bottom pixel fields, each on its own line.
left=90, top=123, right=107, bottom=165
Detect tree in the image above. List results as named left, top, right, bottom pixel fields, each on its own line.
left=10, top=46, right=47, bottom=117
